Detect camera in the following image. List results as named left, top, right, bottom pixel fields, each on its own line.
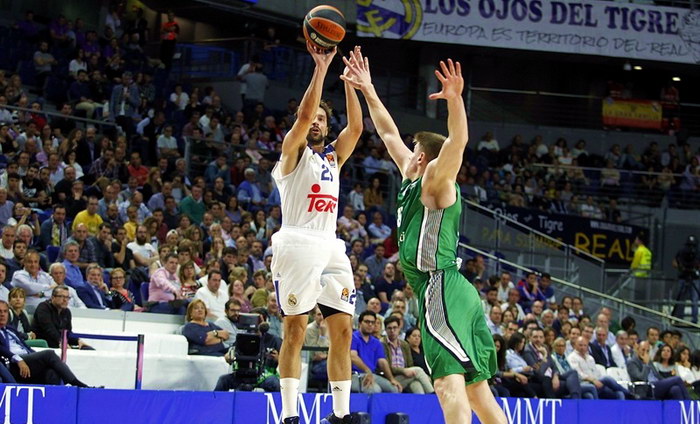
left=677, top=235, right=700, bottom=280
left=227, top=313, right=269, bottom=391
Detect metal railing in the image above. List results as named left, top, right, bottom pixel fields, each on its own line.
left=172, top=43, right=240, bottom=81
left=461, top=243, right=700, bottom=348
left=462, top=198, right=607, bottom=292
left=530, top=162, right=700, bottom=210
left=2, top=103, right=119, bottom=132
left=172, top=36, right=425, bottom=112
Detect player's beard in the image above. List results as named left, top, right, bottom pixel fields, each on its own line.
left=306, top=131, right=325, bottom=145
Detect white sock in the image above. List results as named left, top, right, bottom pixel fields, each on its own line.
left=280, top=378, right=300, bottom=419
left=330, top=380, right=351, bottom=418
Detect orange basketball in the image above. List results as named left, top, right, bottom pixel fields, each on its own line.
left=303, top=5, right=346, bottom=50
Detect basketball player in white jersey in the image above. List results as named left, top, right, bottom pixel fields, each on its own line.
left=273, top=42, right=362, bottom=424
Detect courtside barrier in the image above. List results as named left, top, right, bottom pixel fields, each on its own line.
left=60, top=330, right=145, bottom=389
left=1, top=386, right=700, bottom=424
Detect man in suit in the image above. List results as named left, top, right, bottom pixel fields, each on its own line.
left=33, top=286, right=93, bottom=349
left=0, top=300, right=90, bottom=386
left=75, top=264, right=110, bottom=309
left=39, top=205, right=70, bottom=251
left=522, top=327, right=582, bottom=399
left=590, top=326, right=615, bottom=368
left=627, top=341, right=690, bottom=400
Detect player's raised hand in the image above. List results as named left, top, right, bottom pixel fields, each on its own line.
left=341, top=46, right=361, bottom=79
left=428, top=59, right=463, bottom=101
left=306, top=40, right=336, bottom=69
left=340, top=47, right=372, bottom=91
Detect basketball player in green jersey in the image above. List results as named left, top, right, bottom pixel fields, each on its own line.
left=342, top=53, right=506, bottom=424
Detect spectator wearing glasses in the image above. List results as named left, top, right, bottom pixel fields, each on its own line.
left=214, top=299, right=241, bottom=349
left=381, top=316, right=434, bottom=394
left=32, top=286, right=92, bottom=349
left=48, top=263, right=85, bottom=309
left=108, top=268, right=138, bottom=311
left=350, top=310, right=403, bottom=394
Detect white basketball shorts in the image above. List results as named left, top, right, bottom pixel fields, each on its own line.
left=270, top=227, right=356, bottom=316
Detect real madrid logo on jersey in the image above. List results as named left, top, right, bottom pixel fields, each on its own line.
left=288, top=294, right=298, bottom=307
left=325, top=152, right=336, bottom=167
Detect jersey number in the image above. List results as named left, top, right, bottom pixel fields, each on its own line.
left=321, top=164, right=333, bottom=182
left=396, top=206, right=403, bottom=228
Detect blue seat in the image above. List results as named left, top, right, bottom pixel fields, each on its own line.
left=103, top=270, right=111, bottom=288
left=139, top=283, right=150, bottom=307
left=46, top=246, right=60, bottom=263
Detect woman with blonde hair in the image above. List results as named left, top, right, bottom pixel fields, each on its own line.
left=184, top=225, right=204, bottom=264
left=109, top=268, right=141, bottom=311
left=205, top=237, right=225, bottom=263
left=182, top=299, right=229, bottom=356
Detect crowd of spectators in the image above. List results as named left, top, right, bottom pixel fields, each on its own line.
left=477, top=269, right=699, bottom=400
left=459, top=132, right=700, bottom=216
left=0, top=7, right=698, bottom=395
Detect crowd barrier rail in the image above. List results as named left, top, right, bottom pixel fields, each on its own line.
left=60, top=330, right=145, bottom=390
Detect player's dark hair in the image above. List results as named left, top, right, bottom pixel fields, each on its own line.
left=414, top=131, right=447, bottom=161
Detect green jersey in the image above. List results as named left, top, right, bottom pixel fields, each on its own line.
left=395, top=177, right=497, bottom=382
left=396, top=177, right=461, bottom=283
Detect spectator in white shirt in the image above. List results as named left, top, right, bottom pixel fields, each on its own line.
left=169, top=84, right=189, bottom=111
left=11, top=251, right=56, bottom=307
left=567, top=336, right=630, bottom=399
left=477, top=131, right=499, bottom=152
left=194, top=270, right=228, bottom=320
left=127, top=225, right=159, bottom=267
left=156, top=125, right=180, bottom=159
left=496, top=271, right=514, bottom=303
left=368, top=212, right=391, bottom=244
left=48, top=262, right=85, bottom=309
left=611, top=330, right=633, bottom=368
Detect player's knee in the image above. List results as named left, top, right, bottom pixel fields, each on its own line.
left=434, top=377, right=459, bottom=401
left=285, top=327, right=306, bottom=347
left=329, top=324, right=352, bottom=345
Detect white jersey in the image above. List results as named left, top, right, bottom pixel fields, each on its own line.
left=272, top=144, right=340, bottom=234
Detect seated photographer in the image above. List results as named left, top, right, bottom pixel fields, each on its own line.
left=182, top=299, right=229, bottom=356
left=214, top=307, right=282, bottom=392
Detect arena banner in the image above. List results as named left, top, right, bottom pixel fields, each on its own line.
left=0, top=385, right=695, bottom=424
left=238, top=392, right=371, bottom=424
left=356, top=0, right=700, bottom=64
left=602, top=98, right=663, bottom=130
left=481, top=204, right=645, bottom=264
left=0, top=384, right=77, bottom=424
left=77, top=388, right=236, bottom=424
